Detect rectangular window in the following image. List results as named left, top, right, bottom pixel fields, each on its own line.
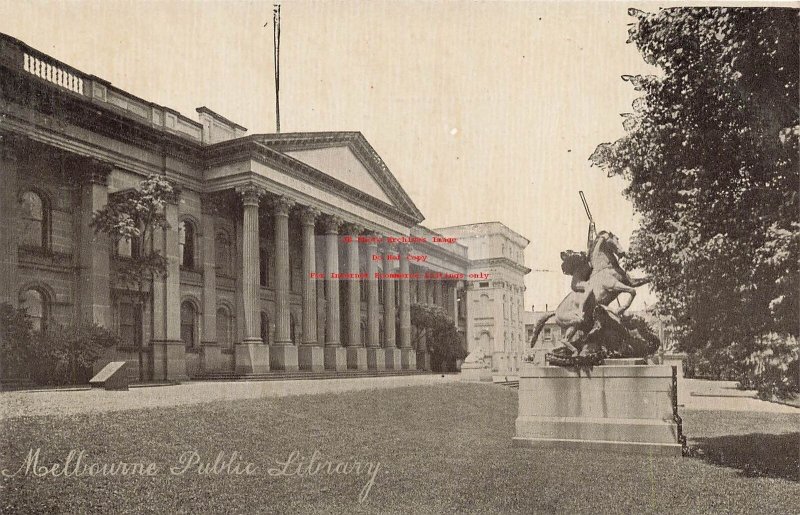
left=119, top=302, right=141, bottom=348
left=543, top=328, right=552, bottom=341
left=479, top=282, right=489, bottom=288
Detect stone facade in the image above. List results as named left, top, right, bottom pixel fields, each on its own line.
left=0, top=33, right=529, bottom=380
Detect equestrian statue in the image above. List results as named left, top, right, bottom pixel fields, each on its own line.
left=529, top=192, right=656, bottom=367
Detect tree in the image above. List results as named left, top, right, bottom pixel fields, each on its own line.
left=90, top=174, right=175, bottom=379
left=410, top=303, right=466, bottom=372
left=590, top=8, right=798, bottom=394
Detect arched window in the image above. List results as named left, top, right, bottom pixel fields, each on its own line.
left=215, top=230, right=232, bottom=276
left=178, top=220, right=196, bottom=269
left=216, top=306, right=232, bottom=348
left=180, top=301, right=198, bottom=349
left=20, top=191, right=47, bottom=249
left=19, top=288, right=46, bottom=332
left=260, top=311, right=270, bottom=344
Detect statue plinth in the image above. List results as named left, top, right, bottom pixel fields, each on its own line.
left=513, top=361, right=683, bottom=456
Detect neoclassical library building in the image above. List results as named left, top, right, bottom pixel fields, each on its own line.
left=0, top=34, right=530, bottom=381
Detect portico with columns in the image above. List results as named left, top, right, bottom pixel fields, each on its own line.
left=0, top=33, right=528, bottom=382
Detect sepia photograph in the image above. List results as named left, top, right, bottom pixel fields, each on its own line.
left=0, top=1, right=797, bottom=513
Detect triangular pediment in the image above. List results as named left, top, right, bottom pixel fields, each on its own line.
left=284, top=145, right=393, bottom=205
left=248, top=132, right=424, bottom=222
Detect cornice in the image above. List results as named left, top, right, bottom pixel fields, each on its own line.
left=469, top=257, right=532, bottom=275
left=202, top=138, right=422, bottom=228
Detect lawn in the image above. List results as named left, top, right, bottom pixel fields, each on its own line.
left=1, top=383, right=797, bottom=514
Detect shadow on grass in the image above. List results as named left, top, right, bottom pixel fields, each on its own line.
left=691, top=433, right=799, bottom=481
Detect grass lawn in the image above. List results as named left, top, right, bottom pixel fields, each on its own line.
left=1, top=383, right=797, bottom=514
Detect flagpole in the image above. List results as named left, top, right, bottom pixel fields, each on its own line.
left=273, top=1, right=281, bottom=133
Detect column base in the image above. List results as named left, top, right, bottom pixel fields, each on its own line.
left=324, top=346, right=347, bottom=371
left=152, top=339, right=189, bottom=381
left=366, top=348, right=385, bottom=371
left=417, top=350, right=431, bottom=371
left=384, top=348, right=401, bottom=370
left=400, top=348, right=416, bottom=370
left=270, top=344, right=299, bottom=371
left=235, top=343, right=270, bottom=373
left=298, top=345, right=325, bottom=372
left=346, top=347, right=368, bottom=370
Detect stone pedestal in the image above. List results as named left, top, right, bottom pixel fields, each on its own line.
left=400, top=348, right=415, bottom=370
left=270, top=345, right=299, bottom=371
left=298, top=345, right=325, bottom=372
left=324, top=346, right=348, bottom=372
left=235, top=343, right=270, bottom=373
left=384, top=348, right=401, bottom=370
left=367, top=348, right=386, bottom=370
left=460, top=361, right=492, bottom=382
left=513, top=361, right=682, bottom=456
left=152, top=340, right=189, bottom=381
left=347, top=347, right=368, bottom=370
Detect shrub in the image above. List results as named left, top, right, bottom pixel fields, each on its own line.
left=29, top=322, right=121, bottom=385
left=0, top=303, right=34, bottom=379
left=741, top=334, right=799, bottom=400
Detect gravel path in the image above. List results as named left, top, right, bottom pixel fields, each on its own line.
left=1, top=374, right=796, bottom=420
left=0, top=374, right=460, bottom=420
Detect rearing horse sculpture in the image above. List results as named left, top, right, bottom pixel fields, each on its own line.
left=531, top=231, right=650, bottom=356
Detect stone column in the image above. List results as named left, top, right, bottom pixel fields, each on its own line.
left=398, top=244, right=415, bottom=369
left=416, top=268, right=430, bottom=370
left=153, top=188, right=188, bottom=381
left=75, top=160, right=112, bottom=377
left=343, top=222, right=367, bottom=370
left=435, top=279, right=443, bottom=307
left=270, top=195, right=298, bottom=371
left=233, top=184, right=269, bottom=373
left=365, top=233, right=384, bottom=370
left=298, top=206, right=323, bottom=371
left=200, top=195, right=222, bottom=372
left=78, top=160, right=112, bottom=328
left=315, top=233, right=326, bottom=346
left=381, top=244, right=399, bottom=369
left=0, top=136, right=19, bottom=306
left=321, top=215, right=346, bottom=371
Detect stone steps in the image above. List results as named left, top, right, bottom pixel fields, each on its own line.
left=191, top=369, right=431, bottom=382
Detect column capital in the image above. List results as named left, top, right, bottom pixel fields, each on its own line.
left=378, top=241, right=396, bottom=254
left=299, top=205, right=321, bottom=226
left=319, top=214, right=343, bottom=234
left=235, top=184, right=266, bottom=206
left=341, top=222, right=365, bottom=235
left=271, top=195, right=295, bottom=216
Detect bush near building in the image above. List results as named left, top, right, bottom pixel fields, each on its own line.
left=0, top=302, right=120, bottom=385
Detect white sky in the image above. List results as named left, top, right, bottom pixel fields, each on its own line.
left=0, top=0, right=678, bottom=311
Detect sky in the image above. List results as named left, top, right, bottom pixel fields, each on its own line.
left=0, top=0, right=673, bottom=311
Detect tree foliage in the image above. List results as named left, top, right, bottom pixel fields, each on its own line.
left=0, top=303, right=33, bottom=378
left=90, top=174, right=175, bottom=291
left=590, top=7, right=799, bottom=375
left=410, top=303, right=466, bottom=372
